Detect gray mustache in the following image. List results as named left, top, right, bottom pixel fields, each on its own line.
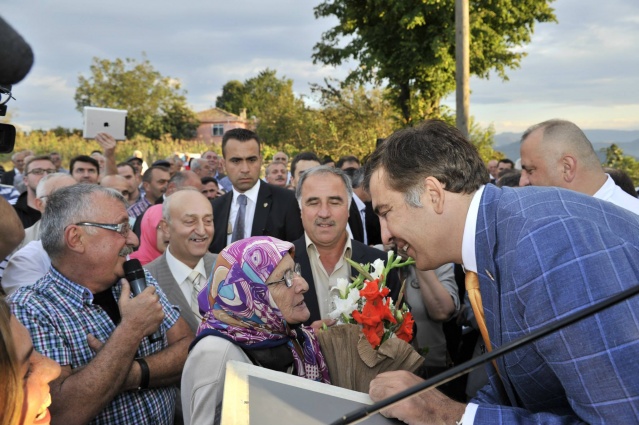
left=119, top=245, right=134, bottom=257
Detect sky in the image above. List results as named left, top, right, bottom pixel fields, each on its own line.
left=2, top=0, right=639, bottom=135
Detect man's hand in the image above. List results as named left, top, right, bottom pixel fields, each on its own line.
left=95, top=132, right=116, bottom=153
left=310, top=318, right=337, bottom=333
left=118, top=279, right=165, bottom=340
left=369, top=371, right=467, bottom=425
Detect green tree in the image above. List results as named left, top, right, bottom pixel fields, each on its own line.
left=215, top=80, right=246, bottom=115
left=603, top=144, right=639, bottom=186
left=312, top=0, right=556, bottom=125
left=240, top=69, right=316, bottom=148
left=310, top=79, right=398, bottom=159
left=75, top=55, right=199, bottom=140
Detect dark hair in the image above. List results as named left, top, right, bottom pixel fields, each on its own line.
left=222, top=128, right=260, bottom=157
left=496, top=169, right=522, bottom=188
left=201, top=176, right=219, bottom=186
left=336, top=155, right=360, bottom=169
left=364, top=120, right=489, bottom=203
left=116, top=162, right=135, bottom=174
left=142, top=165, right=169, bottom=183
left=498, top=158, right=515, bottom=168
left=604, top=168, right=638, bottom=198
left=343, top=167, right=365, bottom=189
left=70, top=155, right=99, bottom=175
left=321, top=155, right=334, bottom=165
left=290, top=152, right=320, bottom=178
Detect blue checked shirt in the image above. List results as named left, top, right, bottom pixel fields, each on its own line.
left=127, top=195, right=152, bottom=219
left=9, top=266, right=180, bottom=425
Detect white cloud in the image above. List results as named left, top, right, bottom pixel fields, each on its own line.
left=2, top=0, right=638, bottom=134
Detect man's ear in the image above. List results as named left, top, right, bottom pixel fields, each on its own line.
left=424, top=176, right=446, bottom=214
left=65, top=225, right=86, bottom=254
left=34, top=197, right=45, bottom=213
left=159, top=219, right=170, bottom=236
left=561, top=155, right=577, bottom=183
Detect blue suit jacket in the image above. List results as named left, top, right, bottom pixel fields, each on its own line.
left=471, top=184, right=639, bottom=423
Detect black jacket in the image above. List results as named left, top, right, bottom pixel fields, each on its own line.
left=209, top=182, right=304, bottom=253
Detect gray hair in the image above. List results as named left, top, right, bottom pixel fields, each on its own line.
left=41, top=184, right=127, bottom=263
left=162, top=187, right=203, bottom=223
left=190, top=158, right=206, bottom=172
left=35, top=173, right=75, bottom=199
left=295, top=165, right=353, bottom=209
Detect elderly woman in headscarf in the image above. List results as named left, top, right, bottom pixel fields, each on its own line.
left=181, top=236, right=330, bottom=425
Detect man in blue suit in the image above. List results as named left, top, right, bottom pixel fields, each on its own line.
left=365, top=120, right=639, bottom=424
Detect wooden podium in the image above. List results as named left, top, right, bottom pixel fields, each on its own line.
left=221, top=361, right=400, bottom=424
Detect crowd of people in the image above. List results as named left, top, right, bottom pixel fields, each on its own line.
left=0, top=119, right=638, bottom=424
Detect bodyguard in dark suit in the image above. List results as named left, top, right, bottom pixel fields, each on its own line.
left=293, top=165, right=400, bottom=327
left=146, top=189, right=217, bottom=333
left=208, top=128, right=303, bottom=254
left=365, top=120, right=639, bottom=424
left=344, top=167, right=382, bottom=246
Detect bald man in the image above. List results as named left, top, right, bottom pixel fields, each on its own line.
left=519, top=119, right=639, bottom=214
left=100, top=174, right=131, bottom=203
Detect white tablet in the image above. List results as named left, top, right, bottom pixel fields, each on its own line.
left=82, top=106, right=127, bottom=140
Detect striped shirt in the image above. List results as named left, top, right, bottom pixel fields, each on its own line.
left=9, top=266, right=180, bottom=424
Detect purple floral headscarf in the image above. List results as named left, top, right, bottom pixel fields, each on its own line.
left=195, top=236, right=330, bottom=383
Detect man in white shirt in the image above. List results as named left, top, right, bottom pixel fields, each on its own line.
left=519, top=119, right=639, bottom=214
left=209, top=128, right=303, bottom=253
left=292, top=165, right=401, bottom=327
left=364, top=120, right=639, bottom=424
left=145, top=189, right=216, bottom=333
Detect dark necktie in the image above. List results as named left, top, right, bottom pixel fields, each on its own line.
left=232, top=194, right=247, bottom=242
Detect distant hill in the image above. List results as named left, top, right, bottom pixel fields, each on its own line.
left=493, top=130, right=639, bottom=162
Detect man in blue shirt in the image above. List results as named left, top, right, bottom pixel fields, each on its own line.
left=10, top=184, right=193, bottom=424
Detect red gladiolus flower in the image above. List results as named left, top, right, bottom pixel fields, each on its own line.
left=396, top=312, right=415, bottom=343
left=359, top=279, right=382, bottom=300
left=361, top=320, right=384, bottom=348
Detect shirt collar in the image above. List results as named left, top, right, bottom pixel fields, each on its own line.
left=352, top=193, right=365, bottom=212
left=48, top=266, right=98, bottom=308
left=303, top=232, right=353, bottom=259
left=232, top=179, right=261, bottom=204
left=461, top=185, right=485, bottom=274
left=165, top=246, right=206, bottom=283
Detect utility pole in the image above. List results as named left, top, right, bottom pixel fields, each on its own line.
left=455, top=0, right=470, bottom=139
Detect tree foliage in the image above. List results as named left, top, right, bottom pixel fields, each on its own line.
left=603, top=144, right=639, bottom=186
left=0, top=130, right=209, bottom=171
left=215, top=80, right=246, bottom=115
left=75, top=56, right=199, bottom=140
left=312, top=0, right=556, bottom=125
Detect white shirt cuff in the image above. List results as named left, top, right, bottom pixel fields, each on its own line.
left=458, top=403, right=478, bottom=424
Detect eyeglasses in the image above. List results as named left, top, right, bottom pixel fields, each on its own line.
left=73, top=221, right=131, bottom=238
left=26, top=168, right=57, bottom=176
left=267, top=263, right=302, bottom=288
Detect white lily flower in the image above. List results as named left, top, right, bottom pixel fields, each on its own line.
left=370, top=258, right=385, bottom=280
left=330, top=277, right=351, bottom=298
left=328, top=288, right=361, bottom=321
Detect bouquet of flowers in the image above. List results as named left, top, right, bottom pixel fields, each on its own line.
left=328, top=251, right=415, bottom=349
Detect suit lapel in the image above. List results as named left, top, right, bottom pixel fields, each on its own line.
left=348, top=202, right=364, bottom=243
left=211, top=193, right=232, bottom=253
left=476, top=185, right=521, bottom=407
left=252, top=183, right=272, bottom=237
left=294, top=239, right=321, bottom=325
left=156, top=254, right=200, bottom=332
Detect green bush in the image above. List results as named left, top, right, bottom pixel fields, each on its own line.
left=1, top=132, right=214, bottom=171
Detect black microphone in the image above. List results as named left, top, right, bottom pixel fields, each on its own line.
left=330, top=282, right=639, bottom=425
left=0, top=17, right=34, bottom=85
left=123, top=259, right=162, bottom=343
